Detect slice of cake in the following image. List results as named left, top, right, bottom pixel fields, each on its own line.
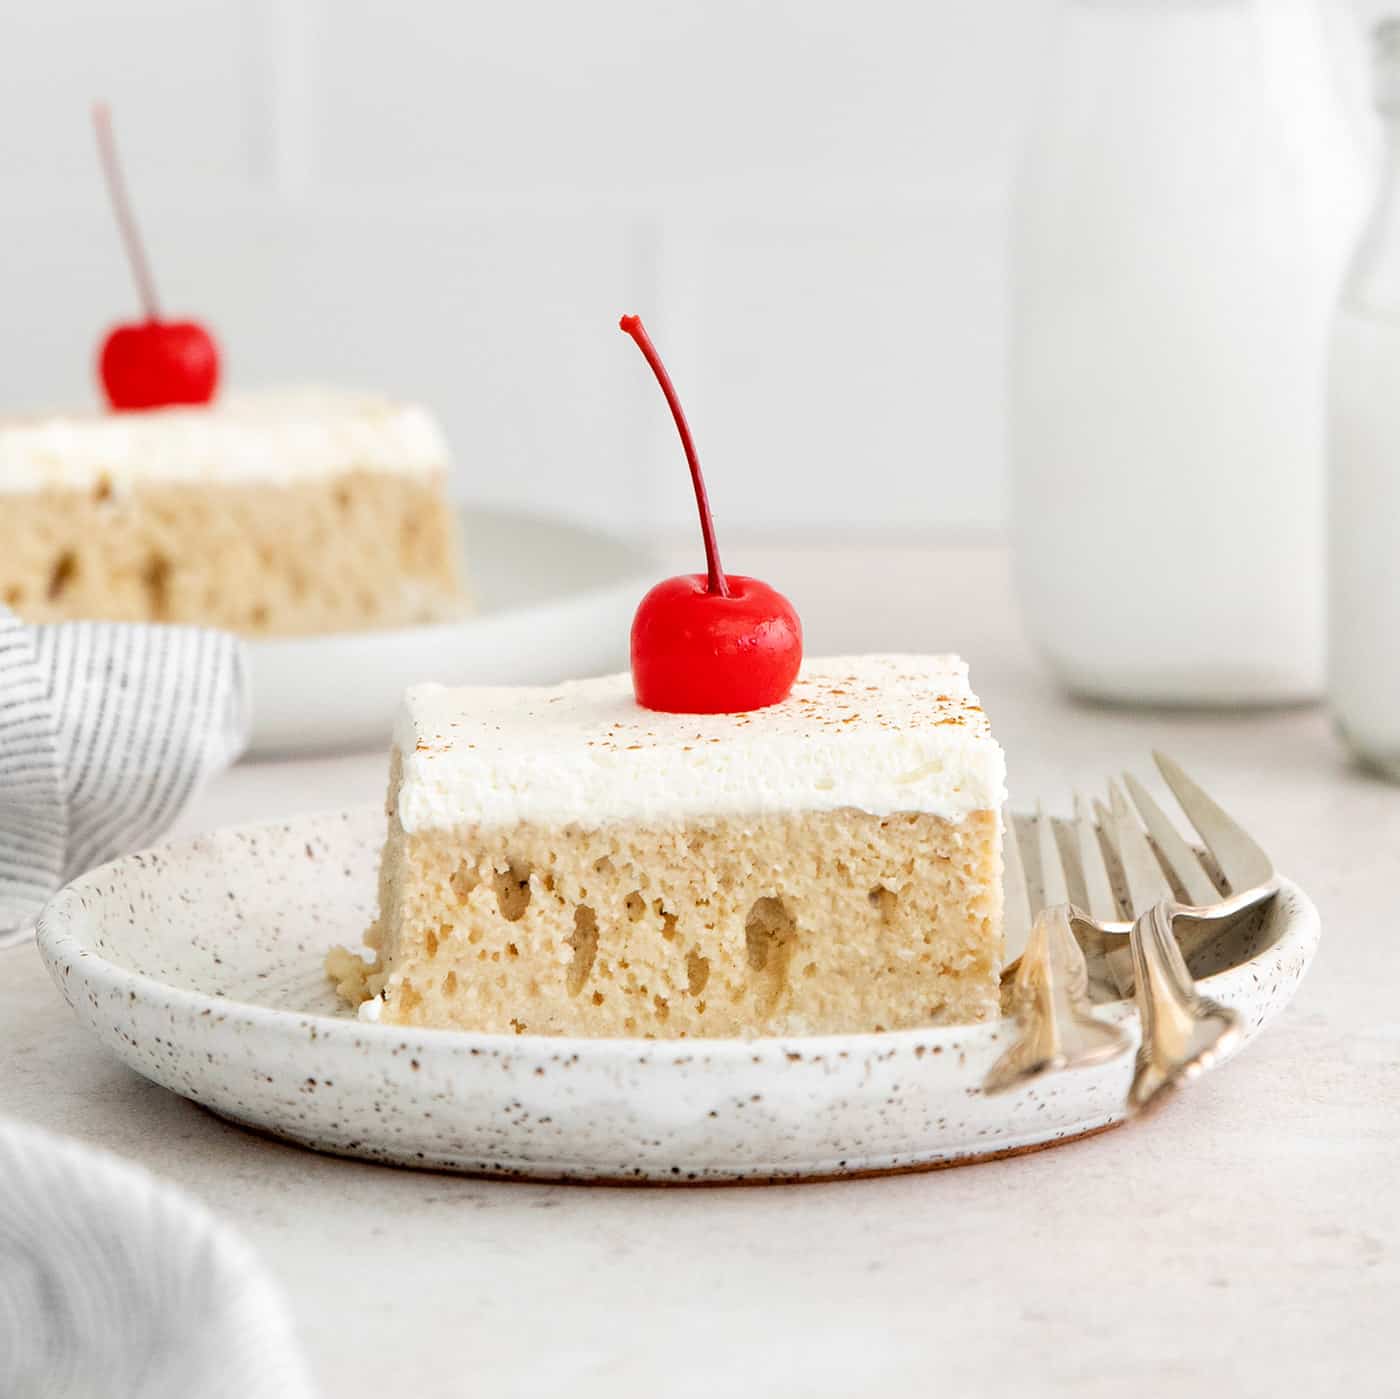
left=0, top=389, right=466, bottom=636
left=329, top=655, right=1006, bottom=1038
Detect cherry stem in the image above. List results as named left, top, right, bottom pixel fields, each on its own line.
left=620, top=315, right=729, bottom=597
left=93, top=102, right=161, bottom=321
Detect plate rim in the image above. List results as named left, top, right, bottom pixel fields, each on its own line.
left=242, top=504, right=659, bottom=655
left=241, top=505, right=661, bottom=756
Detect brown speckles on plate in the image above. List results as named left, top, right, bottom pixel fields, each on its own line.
left=28, top=807, right=1320, bottom=1182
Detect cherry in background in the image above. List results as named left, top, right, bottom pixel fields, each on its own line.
left=620, top=314, right=802, bottom=714
left=93, top=103, right=220, bottom=411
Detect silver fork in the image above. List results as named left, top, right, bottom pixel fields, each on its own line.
left=982, top=805, right=1133, bottom=1093
left=985, top=753, right=1279, bottom=1111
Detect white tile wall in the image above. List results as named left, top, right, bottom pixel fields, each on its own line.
left=0, top=0, right=1381, bottom=533
left=0, top=1, right=260, bottom=182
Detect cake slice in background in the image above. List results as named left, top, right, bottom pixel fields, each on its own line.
left=329, top=654, right=1005, bottom=1038
left=0, top=389, right=466, bottom=636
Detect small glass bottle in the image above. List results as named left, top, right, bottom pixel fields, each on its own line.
left=1329, top=20, right=1400, bottom=778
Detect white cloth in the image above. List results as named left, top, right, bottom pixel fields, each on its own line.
left=0, top=609, right=248, bottom=945
left=0, top=1119, right=315, bottom=1399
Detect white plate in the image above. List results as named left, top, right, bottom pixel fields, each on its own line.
left=37, top=807, right=1319, bottom=1183
left=245, top=508, right=659, bottom=756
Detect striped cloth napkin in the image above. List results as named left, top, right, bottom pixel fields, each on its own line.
left=0, top=1118, right=315, bottom=1398
left=0, top=608, right=248, bottom=946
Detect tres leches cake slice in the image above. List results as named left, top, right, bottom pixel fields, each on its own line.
left=0, top=389, right=466, bottom=636
left=329, top=316, right=1005, bottom=1037
left=2, top=115, right=465, bottom=636
left=329, top=655, right=1005, bottom=1036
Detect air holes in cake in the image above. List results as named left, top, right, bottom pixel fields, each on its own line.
left=868, top=885, right=899, bottom=923
left=334, top=484, right=353, bottom=512
left=624, top=891, right=646, bottom=922
left=593, top=856, right=614, bottom=875
left=745, top=898, right=793, bottom=972
left=93, top=474, right=113, bottom=503
left=745, top=897, right=796, bottom=1009
left=141, top=553, right=172, bottom=619
left=46, top=551, right=78, bottom=601
left=443, top=971, right=458, bottom=996
left=567, top=905, right=599, bottom=996
left=424, top=928, right=439, bottom=959
left=250, top=605, right=269, bottom=628
left=653, top=899, right=678, bottom=940
left=654, top=994, right=670, bottom=1022
left=492, top=861, right=532, bottom=921
left=686, top=950, right=710, bottom=997
left=450, top=862, right=479, bottom=903
left=4, top=586, right=22, bottom=607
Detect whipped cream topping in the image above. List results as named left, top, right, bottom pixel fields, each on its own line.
left=394, top=654, right=1006, bottom=833
left=0, top=388, right=449, bottom=493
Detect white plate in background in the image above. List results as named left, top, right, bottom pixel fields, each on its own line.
left=244, top=507, right=658, bottom=756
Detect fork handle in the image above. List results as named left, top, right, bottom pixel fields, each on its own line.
left=984, top=905, right=1132, bottom=1095
left=1105, top=914, right=1231, bottom=998
left=1128, top=900, right=1242, bottom=1114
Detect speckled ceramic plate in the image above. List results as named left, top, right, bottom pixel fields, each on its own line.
left=35, top=807, right=1319, bottom=1183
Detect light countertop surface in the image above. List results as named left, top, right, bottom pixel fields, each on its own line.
left=3, top=539, right=1395, bottom=1398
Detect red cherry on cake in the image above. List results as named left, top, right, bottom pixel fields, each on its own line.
left=92, top=102, right=220, bottom=411
left=99, top=320, right=219, bottom=410
left=630, top=572, right=805, bottom=714
left=620, top=314, right=802, bottom=714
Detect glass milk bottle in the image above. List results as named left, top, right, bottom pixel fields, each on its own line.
left=1329, top=21, right=1400, bottom=777
left=1012, top=0, right=1366, bottom=705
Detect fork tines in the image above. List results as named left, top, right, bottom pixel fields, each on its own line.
left=1004, top=753, right=1277, bottom=991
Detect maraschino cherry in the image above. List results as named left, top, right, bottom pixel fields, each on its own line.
left=620, top=314, right=802, bottom=714
left=93, top=102, right=219, bottom=411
